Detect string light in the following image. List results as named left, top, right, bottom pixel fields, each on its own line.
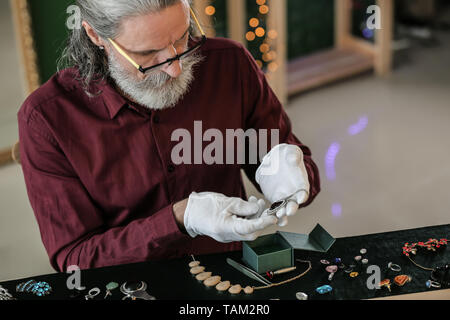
left=246, top=0, right=278, bottom=74
left=205, top=5, right=216, bottom=16
left=259, top=5, right=269, bottom=14
left=200, top=0, right=278, bottom=75
left=246, top=31, right=256, bottom=42
left=255, top=27, right=265, bottom=37
left=249, top=18, right=259, bottom=28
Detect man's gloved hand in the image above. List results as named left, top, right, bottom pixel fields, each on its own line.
left=184, top=192, right=277, bottom=243
left=255, top=144, right=310, bottom=227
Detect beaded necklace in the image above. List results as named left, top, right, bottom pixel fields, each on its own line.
left=189, top=255, right=312, bottom=295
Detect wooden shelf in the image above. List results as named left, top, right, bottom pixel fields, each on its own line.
left=287, top=48, right=374, bottom=96
left=0, top=147, right=13, bottom=166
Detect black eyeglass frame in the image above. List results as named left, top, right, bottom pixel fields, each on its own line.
left=107, top=7, right=207, bottom=74
left=137, top=35, right=206, bottom=73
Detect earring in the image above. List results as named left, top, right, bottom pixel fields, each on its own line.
left=99, top=46, right=105, bottom=50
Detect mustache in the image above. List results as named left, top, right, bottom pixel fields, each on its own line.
left=141, top=68, right=173, bottom=88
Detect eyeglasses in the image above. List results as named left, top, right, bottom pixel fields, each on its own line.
left=108, top=7, right=206, bottom=74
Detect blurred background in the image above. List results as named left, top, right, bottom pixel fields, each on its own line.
left=1, top=0, right=449, bottom=282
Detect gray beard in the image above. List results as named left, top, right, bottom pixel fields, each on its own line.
left=108, top=50, right=203, bottom=110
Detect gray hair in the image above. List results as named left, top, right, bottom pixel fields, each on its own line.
left=58, top=0, right=192, bottom=96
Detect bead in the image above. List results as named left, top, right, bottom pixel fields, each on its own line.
left=204, top=276, right=221, bottom=287
left=334, top=258, right=342, bottom=264
left=228, top=284, right=242, bottom=295
left=361, top=259, right=368, bottom=265
left=244, top=286, right=254, bottom=294
left=190, top=266, right=205, bottom=275
left=216, top=281, right=231, bottom=292
left=354, top=256, right=362, bottom=262
left=320, top=260, right=330, bottom=265
left=360, top=248, right=367, bottom=254
left=196, top=272, right=212, bottom=281
left=189, top=261, right=201, bottom=268
left=350, top=272, right=359, bottom=278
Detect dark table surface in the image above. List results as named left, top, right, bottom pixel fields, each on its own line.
left=1, top=224, right=449, bottom=301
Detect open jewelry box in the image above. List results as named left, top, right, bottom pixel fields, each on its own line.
left=242, top=224, right=336, bottom=274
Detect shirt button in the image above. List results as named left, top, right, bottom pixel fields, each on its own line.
left=168, top=164, right=175, bottom=173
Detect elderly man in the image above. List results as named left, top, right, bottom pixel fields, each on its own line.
left=18, top=0, right=320, bottom=272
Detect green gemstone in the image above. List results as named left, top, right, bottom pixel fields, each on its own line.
left=106, top=282, right=119, bottom=290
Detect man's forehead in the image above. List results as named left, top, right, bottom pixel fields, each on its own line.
left=116, top=2, right=190, bottom=52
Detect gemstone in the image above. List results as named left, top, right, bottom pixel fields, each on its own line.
left=316, top=285, right=333, bottom=294
left=360, top=248, right=367, bottom=254
left=106, top=282, right=119, bottom=291
left=326, top=265, right=338, bottom=273
left=394, top=275, right=411, bottom=287
left=320, top=260, right=330, bottom=265
left=426, top=280, right=432, bottom=288
left=296, top=292, right=308, bottom=300
left=354, top=256, right=362, bottom=262
left=334, top=258, right=342, bottom=264
left=350, top=272, right=359, bottom=278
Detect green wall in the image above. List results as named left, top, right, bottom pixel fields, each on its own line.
left=28, top=0, right=75, bottom=84
left=28, top=0, right=374, bottom=84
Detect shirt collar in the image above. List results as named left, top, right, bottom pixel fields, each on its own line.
left=100, top=81, right=129, bottom=119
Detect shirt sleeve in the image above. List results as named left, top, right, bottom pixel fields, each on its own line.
left=239, top=46, right=321, bottom=208
left=18, top=108, right=189, bottom=272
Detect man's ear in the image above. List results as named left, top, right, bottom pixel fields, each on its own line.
left=82, top=21, right=106, bottom=48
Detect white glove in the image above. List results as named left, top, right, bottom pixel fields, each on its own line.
left=255, top=144, right=310, bottom=227
left=184, top=192, right=277, bottom=243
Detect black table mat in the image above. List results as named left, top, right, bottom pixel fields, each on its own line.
left=1, top=224, right=449, bottom=300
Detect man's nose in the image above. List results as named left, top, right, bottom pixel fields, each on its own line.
left=161, top=44, right=182, bottom=78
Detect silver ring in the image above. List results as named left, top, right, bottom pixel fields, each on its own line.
left=88, top=287, right=101, bottom=297
left=388, top=262, right=402, bottom=272
left=120, top=281, right=147, bottom=295
left=426, top=280, right=441, bottom=289
left=267, top=200, right=287, bottom=215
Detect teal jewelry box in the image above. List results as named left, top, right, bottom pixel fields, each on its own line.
left=242, top=224, right=335, bottom=274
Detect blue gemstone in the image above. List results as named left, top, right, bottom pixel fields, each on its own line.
left=316, top=285, right=333, bottom=294
left=334, top=258, right=342, bottom=264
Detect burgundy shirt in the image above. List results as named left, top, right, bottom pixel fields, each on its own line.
left=18, top=38, right=320, bottom=272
